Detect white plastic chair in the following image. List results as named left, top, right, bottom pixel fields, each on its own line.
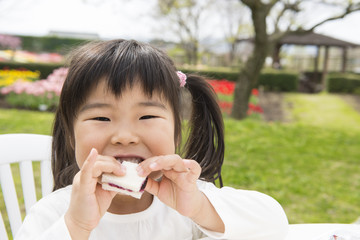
left=0, top=133, right=53, bottom=240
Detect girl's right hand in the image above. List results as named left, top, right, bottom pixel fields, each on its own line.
left=64, top=148, right=125, bottom=240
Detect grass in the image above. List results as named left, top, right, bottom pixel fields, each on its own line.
left=285, top=93, right=360, bottom=132
left=222, top=93, right=360, bottom=223
left=0, top=93, right=359, bottom=238
left=223, top=119, right=360, bottom=223
left=0, top=108, right=54, bottom=134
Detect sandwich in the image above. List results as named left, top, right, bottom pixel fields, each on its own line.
left=101, top=161, right=147, bottom=199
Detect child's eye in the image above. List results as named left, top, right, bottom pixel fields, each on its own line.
left=140, top=115, right=157, bottom=120
left=92, top=117, right=110, bottom=121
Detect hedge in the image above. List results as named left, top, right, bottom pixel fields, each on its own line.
left=180, top=68, right=299, bottom=92
left=20, top=36, right=89, bottom=54
left=258, top=72, right=298, bottom=91
left=328, top=73, right=360, bottom=94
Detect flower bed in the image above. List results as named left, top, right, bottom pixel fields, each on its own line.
left=207, top=79, right=263, bottom=118
left=0, top=68, right=40, bottom=87
left=0, top=67, right=67, bottom=111
left=1, top=73, right=263, bottom=116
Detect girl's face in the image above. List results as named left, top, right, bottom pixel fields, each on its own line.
left=73, top=80, right=176, bottom=175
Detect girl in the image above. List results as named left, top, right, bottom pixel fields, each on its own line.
left=16, top=39, right=288, bottom=240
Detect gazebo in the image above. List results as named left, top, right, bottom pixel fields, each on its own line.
left=272, top=32, right=360, bottom=91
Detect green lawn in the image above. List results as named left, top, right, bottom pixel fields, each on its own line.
left=0, top=93, right=359, bottom=238
left=0, top=108, right=54, bottom=134
left=222, top=93, right=360, bottom=223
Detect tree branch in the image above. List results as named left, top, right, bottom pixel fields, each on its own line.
left=307, top=3, right=360, bottom=31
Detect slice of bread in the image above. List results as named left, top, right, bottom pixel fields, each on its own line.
left=101, top=161, right=147, bottom=199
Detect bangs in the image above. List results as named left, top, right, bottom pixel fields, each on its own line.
left=68, top=39, right=179, bottom=105
left=106, top=40, right=178, bottom=100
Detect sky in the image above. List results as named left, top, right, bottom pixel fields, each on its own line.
left=0, top=0, right=359, bottom=44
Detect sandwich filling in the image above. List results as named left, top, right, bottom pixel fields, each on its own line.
left=107, top=179, right=147, bottom=193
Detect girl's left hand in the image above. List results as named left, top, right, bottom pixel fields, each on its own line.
left=137, top=154, right=204, bottom=219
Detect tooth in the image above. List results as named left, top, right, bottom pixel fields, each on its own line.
left=115, top=157, right=141, bottom=163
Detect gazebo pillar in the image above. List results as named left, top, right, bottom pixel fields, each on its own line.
left=272, top=43, right=282, bottom=68
left=314, top=46, right=320, bottom=73
left=342, top=47, right=347, bottom=73
left=321, top=46, right=330, bottom=91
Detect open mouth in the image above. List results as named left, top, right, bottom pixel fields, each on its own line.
left=115, top=157, right=144, bottom=164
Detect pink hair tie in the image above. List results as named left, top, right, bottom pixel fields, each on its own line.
left=177, top=71, right=187, bottom=87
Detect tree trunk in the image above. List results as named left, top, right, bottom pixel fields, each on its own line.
left=231, top=1, right=269, bottom=119
left=231, top=72, right=252, bottom=119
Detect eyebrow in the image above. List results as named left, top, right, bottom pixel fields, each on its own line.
left=79, top=101, right=167, bottom=113
left=138, top=101, right=167, bottom=110
left=79, top=103, right=112, bottom=113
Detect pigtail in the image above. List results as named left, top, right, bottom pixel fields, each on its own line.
left=182, top=74, right=224, bottom=187
left=51, top=110, right=79, bottom=191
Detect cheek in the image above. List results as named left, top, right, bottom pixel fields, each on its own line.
left=147, top=125, right=176, bottom=155
left=73, top=124, right=102, bottom=169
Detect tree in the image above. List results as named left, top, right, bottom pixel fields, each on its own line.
left=156, top=0, right=214, bottom=65
left=231, top=0, right=360, bottom=120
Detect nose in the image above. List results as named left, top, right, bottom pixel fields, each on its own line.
left=111, top=125, right=139, bottom=146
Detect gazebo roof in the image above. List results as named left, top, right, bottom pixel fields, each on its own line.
left=279, top=32, right=359, bottom=48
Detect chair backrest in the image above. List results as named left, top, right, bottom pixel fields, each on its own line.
left=0, top=133, right=53, bottom=240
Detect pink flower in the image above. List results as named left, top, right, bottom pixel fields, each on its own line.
left=1, top=67, right=67, bottom=100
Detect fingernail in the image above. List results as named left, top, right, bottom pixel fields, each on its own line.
left=149, top=162, right=158, bottom=170
left=90, top=148, right=97, bottom=155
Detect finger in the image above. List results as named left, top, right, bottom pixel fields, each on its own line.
left=183, top=160, right=201, bottom=175
left=183, top=160, right=202, bottom=182
left=79, top=148, right=99, bottom=186
left=139, top=155, right=188, bottom=176
left=144, top=178, right=160, bottom=196
left=92, top=156, right=126, bottom=178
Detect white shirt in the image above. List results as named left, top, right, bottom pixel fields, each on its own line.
left=15, top=181, right=288, bottom=240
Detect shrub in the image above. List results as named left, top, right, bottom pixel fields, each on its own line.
left=182, top=69, right=239, bottom=81
left=258, top=71, right=299, bottom=92
left=328, top=73, right=360, bottom=93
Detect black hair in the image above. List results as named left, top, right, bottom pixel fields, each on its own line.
left=52, top=39, right=224, bottom=190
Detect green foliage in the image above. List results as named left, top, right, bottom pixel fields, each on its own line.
left=4, top=93, right=59, bottom=111
left=181, top=68, right=299, bottom=91
left=327, top=73, right=360, bottom=94
left=180, top=68, right=240, bottom=81
left=20, top=35, right=89, bottom=54
left=0, top=62, right=64, bottom=79
left=258, top=71, right=298, bottom=92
